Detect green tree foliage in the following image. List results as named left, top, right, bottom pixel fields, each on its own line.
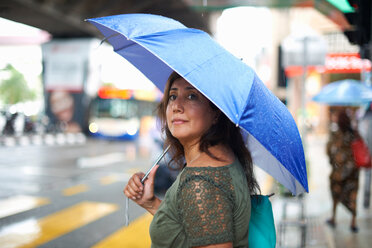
left=0, top=64, right=36, bottom=105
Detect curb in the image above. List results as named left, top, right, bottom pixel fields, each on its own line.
left=0, top=132, right=87, bottom=147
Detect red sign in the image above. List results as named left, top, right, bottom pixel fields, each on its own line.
left=325, top=53, right=371, bottom=73
left=98, top=87, right=132, bottom=99
left=285, top=53, right=371, bottom=77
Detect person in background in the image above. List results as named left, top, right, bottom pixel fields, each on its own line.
left=49, top=90, right=81, bottom=133
left=326, top=108, right=360, bottom=232
left=124, top=71, right=260, bottom=247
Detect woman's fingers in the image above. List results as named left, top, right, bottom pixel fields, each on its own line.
left=123, top=168, right=162, bottom=212
left=132, top=173, right=144, bottom=191
left=123, top=187, right=133, bottom=199
left=125, top=185, right=141, bottom=200
left=124, top=172, right=145, bottom=200
left=128, top=176, right=142, bottom=193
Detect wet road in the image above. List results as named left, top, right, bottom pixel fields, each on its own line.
left=0, top=136, right=160, bottom=247
left=2, top=133, right=372, bottom=247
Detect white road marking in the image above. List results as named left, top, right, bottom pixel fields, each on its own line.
left=77, top=153, right=126, bottom=168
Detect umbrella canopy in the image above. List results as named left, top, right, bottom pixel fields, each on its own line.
left=87, top=13, right=308, bottom=195
left=313, top=79, right=372, bottom=106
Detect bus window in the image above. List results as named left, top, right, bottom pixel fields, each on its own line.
left=88, top=92, right=159, bottom=140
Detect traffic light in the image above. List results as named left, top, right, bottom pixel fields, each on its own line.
left=344, top=0, right=371, bottom=48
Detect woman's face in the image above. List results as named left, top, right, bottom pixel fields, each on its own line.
left=166, top=78, right=216, bottom=145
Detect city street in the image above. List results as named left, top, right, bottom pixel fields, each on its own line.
left=0, top=136, right=158, bottom=247
left=1, top=133, right=372, bottom=248
left=1, top=1, right=372, bottom=247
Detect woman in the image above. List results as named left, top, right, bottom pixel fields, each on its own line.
left=326, top=109, right=359, bottom=232
left=124, top=72, right=260, bottom=247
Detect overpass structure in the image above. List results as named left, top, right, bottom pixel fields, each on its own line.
left=0, top=0, right=211, bottom=37
left=0, top=0, right=357, bottom=136
left=0, top=0, right=351, bottom=38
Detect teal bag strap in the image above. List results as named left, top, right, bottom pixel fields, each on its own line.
left=248, top=194, right=276, bottom=248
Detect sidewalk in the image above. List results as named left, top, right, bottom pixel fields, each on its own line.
left=268, top=133, right=372, bottom=248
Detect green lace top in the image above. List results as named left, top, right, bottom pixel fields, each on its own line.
left=149, top=159, right=251, bottom=248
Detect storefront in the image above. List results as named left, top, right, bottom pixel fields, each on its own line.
left=285, top=52, right=371, bottom=134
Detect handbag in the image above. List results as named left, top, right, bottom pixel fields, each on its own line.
left=248, top=194, right=276, bottom=248
left=351, top=138, right=372, bottom=168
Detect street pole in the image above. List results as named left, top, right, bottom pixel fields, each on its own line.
left=301, top=37, right=308, bottom=154
left=361, top=44, right=372, bottom=209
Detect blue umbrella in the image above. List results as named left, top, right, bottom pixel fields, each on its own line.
left=313, top=79, right=372, bottom=106
left=87, top=13, right=308, bottom=195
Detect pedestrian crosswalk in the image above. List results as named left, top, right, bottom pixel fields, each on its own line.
left=0, top=174, right=153, bottom=248
left=0, top=133, right=87, bottom=147
left=0, top=170, right=276, bottom=248
left=0, top=195, right=50, bottom=219
left=100, top=175, right=120, bottom=185
left=92, top=213, right=152, bottom=248
left=8, top=202, right=118, bottom=248
left=62, top=184, right=89, bottom=196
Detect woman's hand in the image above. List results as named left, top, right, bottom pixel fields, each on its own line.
left=123, top=165, right=161, bottom=215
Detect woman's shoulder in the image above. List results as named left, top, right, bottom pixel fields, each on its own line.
left=183, top=158, right=237, bottom=173
left=179, top=159, right=239, bottom=190
left=178, top=163, right=236, bottom=202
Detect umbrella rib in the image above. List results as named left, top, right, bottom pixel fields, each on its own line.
left=100, top=33, right=120, bottom=46
left=114, top=42, right=137, bottom=52
left=102, top=33, right=137, bottom=52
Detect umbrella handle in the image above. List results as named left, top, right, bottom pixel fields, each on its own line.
left=140, top=145, right=170, bottom=184
left=125, top=145, right=170, bottom=226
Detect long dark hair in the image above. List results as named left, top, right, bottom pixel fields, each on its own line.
left=337, top=110, right=353, bottom=133
left=157, top=71, right=260, bottom=194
